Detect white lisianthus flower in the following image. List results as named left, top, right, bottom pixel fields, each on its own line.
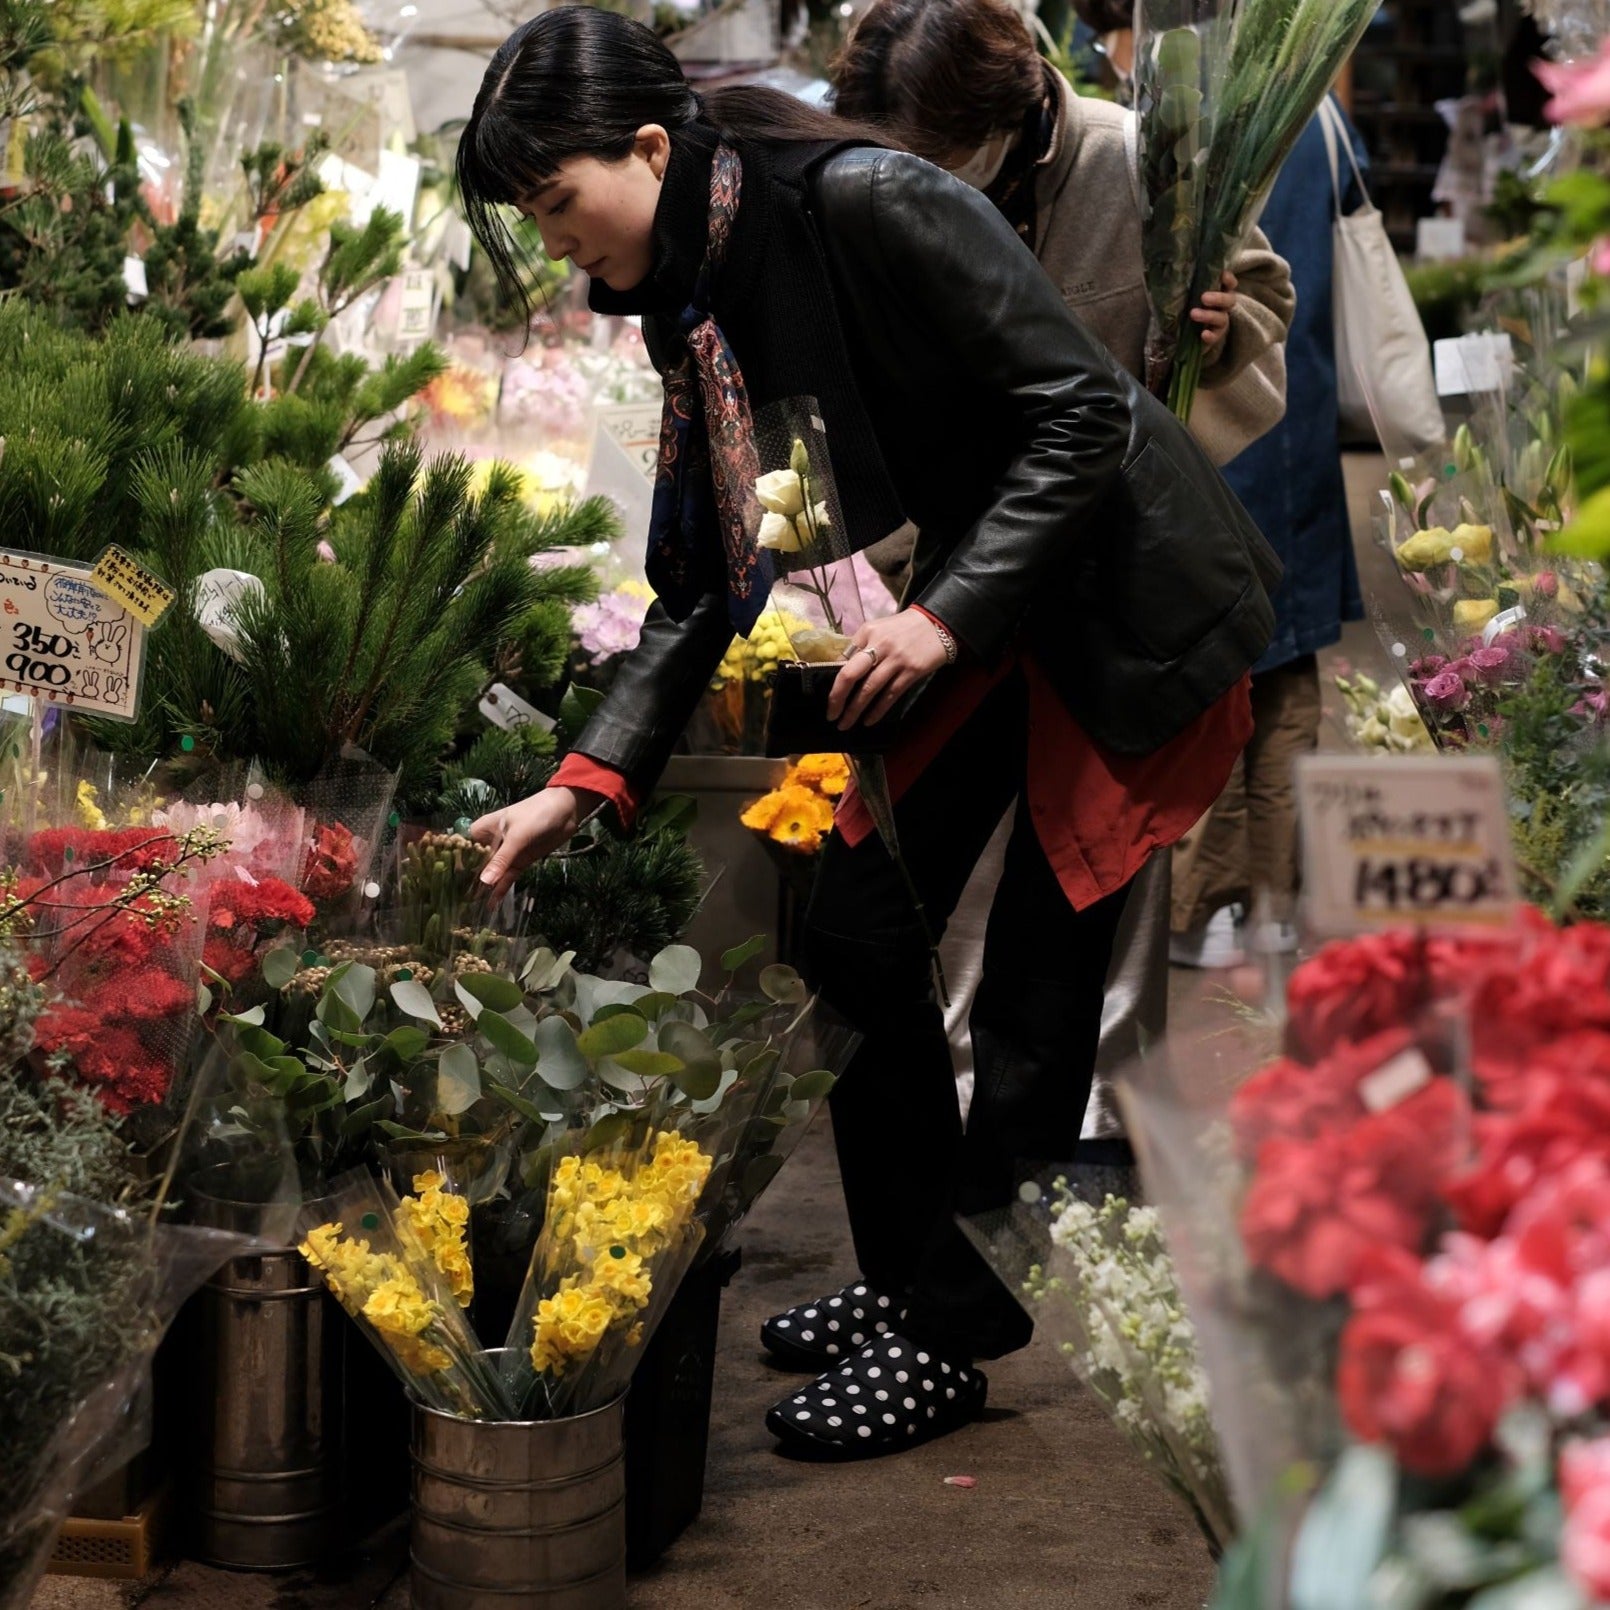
left=792, top=502, right=831, bottom=548
left=755, top=469, right=805, bottom=517
left=1385, top=682, right=1430, bottom=744
left=757, top=510, right=805, bottom=552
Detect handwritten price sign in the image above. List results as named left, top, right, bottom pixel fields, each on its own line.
left=0, top=549, right=147, bottom=722
left=1296, top=755, right=1519, bottom=936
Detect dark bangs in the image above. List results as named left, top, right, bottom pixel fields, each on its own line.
left=455, top=10, right=699, bottom=325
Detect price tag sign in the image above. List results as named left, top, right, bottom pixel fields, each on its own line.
left=1296, top=754, right=1519, bottom=936
left=90, top=545, right=176, bottom=628
left=0, top=549, right=147, bottom=722
left=595, top=402, right=662, bottom=482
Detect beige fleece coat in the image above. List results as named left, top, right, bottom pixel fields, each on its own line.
left=1034, top=72, right=1294, bottom=466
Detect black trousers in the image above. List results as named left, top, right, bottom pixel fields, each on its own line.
left=801, top=672, right=1130, bottom=1360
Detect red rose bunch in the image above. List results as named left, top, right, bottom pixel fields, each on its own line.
left=1230, top=915, right=1610, bottom=1497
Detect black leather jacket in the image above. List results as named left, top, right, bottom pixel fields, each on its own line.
left=572, top=148, right=1281, bottom=795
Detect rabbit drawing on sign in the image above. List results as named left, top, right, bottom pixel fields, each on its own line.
left=91, top=622, right=128, bottom=665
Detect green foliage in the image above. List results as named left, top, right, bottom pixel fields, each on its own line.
left=1501, top=644, right=1610, bottom=921
left=229, top=443, right=580, bottom=803
left=280, top=207, right=407, bottom=395
left=525, top=815, right=705, bottom=974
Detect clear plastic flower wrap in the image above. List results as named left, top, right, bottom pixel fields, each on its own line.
left=0, top=1181, right=244, bottom=1610
left=298, top=1169, right=512, bottom=1419
left=963, top=1177, right=1235, bottom=1556
left=1134, top=0, right=1380, bottom=418
left=498, top=1122, right=712, bottom=1420
left=1119, top=913, right=1610, bottom=1607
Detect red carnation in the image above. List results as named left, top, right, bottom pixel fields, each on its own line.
left=1338, top=1249, right=1518, bottom=1478
left=1230, top=1027, right=1421, bottom=1158
left=302, top=822, right=360, bottom=903
left=1241, top=1079, right=1468, bottom=1300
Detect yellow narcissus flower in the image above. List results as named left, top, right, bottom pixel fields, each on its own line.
left=364, top=1276, right=453, bottom=1374
left=1395, top=527, right=1456, bottom=570
left=531, top=1283, right=616, bottom=1376
left=398, top=1171, right=475, bottom=1308
left=1449, top=523, right=1494, bottom=564
left=1453, top=598, right=1500, bottom=632
left=592, top=1247, right=653, bottom=1304
left=754, top=469, right=805, bottom=517
left=75, top=780, right=106, bottom=831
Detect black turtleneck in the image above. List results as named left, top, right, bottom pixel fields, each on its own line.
left=589, top=118, right=906, bottom=573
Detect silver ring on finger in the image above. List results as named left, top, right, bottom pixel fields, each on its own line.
left=862, top=645, right=880, bottom=669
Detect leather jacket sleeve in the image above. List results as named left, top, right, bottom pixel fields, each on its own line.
left=812, top=152, right=1134, bottom=665
left=566, top=587, right=733, bottom=796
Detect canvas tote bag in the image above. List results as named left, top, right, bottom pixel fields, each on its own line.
left=1319, top=97, right=1445, bottom=456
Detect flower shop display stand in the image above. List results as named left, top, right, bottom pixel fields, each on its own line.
left=661, top=757, right=787, bottom=969
left=624, top=1245, right=741, bottom=1569
left=411, top=1382, right=627, bottom=1610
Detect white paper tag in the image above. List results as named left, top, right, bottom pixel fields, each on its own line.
left=0, top=549, right=147, bottom=721
left=122, top=255, right=148, bottom=301
left=1359, top=1048, right=1435, bottom=1113
left=192, top=568, right=266, bottom=663
left=1435, top=333, right=1514, bottom=397
left=595, top=402, right=663, bottom=482
left=327, top=455, right=363, bottom=506
left=1568, top=256, right=1590, bottom=319
left=1483, top=604, right=1527, bottom=647
left=1296, top=754, right=1519, bottom=936
left=444, top=216, right=474, bottom=273
left=395, top=268, right=436, bottom=344
left=373, top=150, right=421, bottom=228
left=230, top=228, right=259, bottom=261
left=479, top=682, right=555, bottom=734
left=1416, top=217, right=1466, bottom=262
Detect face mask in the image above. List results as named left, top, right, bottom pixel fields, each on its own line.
left=949, top=128, right=1017, bottom=192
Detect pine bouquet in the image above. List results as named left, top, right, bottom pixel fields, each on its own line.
left=1136, top=0, right=1378, bottom=419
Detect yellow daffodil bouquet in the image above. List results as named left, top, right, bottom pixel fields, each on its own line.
left=299, top=1169, right=511, bottom=1419
left=499, top=1125, right=714, bottom=1420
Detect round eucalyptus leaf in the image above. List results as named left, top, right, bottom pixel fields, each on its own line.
left=390, top=978, right=442, bottom=1027
left=759, top=964, right=807, bottom=1005
left=648, top=943, right=702, bottom=997
left=436, top=1044, right=481, bottom=1115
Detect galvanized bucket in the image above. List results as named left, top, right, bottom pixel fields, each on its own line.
left=410, top=1364, right=626, bottom=1610
left=192, top=1246, right=346, bottom=1569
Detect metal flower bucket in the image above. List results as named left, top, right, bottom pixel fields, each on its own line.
left=192, top=1246, right=346, bottom=1569
left=410, top=1363, right=626, bottom=1610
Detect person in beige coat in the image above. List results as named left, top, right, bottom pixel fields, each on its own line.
left=832, top=0, right=1294, bottom=1172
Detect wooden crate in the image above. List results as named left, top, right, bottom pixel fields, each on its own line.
left=46, top=1483, right=167, bottom=1581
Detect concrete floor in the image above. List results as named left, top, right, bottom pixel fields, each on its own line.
left=30, top=453, right=1397, bottom=1610
left=32, top=1118, right=1217, bottom=1610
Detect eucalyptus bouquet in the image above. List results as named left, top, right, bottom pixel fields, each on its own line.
left=1135, top=0, right=1378, bottom=419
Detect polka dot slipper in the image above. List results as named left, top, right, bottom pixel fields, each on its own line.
left=760, top=1280, right=907, bottom=1371
left=764, top=1333, right=987, bottom=1459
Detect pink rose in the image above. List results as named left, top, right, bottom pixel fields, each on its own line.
left=1561, top=1440, right=1610, bottom=1602
left=1411, top=654, right=1448, bottom=679
left=1421, top=670, right=1470, bottom=712
left=1537, top=43, right=1610, bottom=127
left=1466, top=646, right=1512, bottom=685
left=1528, top=625, right=1568, bottom=655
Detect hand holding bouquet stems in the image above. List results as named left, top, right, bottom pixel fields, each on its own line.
left=1136, top=0, right=1379, bottom=419
left=751, top=412, right=948, bottom=1003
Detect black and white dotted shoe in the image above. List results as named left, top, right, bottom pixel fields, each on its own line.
left=764, top=1333, right=987, bottom=1459
left=760, top=1279, right=907, bottom=1371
